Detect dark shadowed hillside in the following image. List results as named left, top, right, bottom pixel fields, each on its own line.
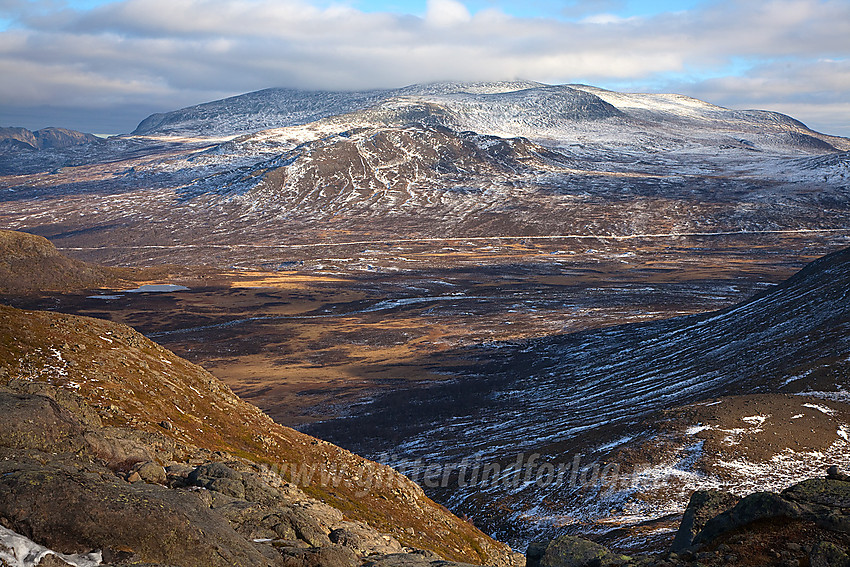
left=306, top=246, right=850, bottom=546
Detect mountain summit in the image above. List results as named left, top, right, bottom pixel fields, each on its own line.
left=130, top=81, right=846, bottom=154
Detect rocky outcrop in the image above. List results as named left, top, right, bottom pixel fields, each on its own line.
left=0, top=386, right=515, bottom=567
left=526, top=536, right=630, bottom=567
left=670, top=491, right=740, bottom=552
left=527, top=468, right=850, bottom=567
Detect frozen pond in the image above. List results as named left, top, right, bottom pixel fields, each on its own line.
left=124, top=284, right=190, bottom=293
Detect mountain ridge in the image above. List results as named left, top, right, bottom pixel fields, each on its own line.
left=0, top=126, right=100, bottom=151
left=129, top=82, right=848, bottom=153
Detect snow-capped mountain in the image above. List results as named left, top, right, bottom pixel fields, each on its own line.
left=1, top=81, right=848, bottom=268
left=131, top=81, right=846, bottom=153
left=131, top=81, right=547, bottom=137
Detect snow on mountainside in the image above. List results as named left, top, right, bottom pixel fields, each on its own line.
left=2, top=81, right=850, bottom=556
left=130, top=81, right=848, bottom=156
left=305, top=246, right=850, bottom=547
left=1, top=81, right=848, bottom=270
left=131, top=81, right=546, bottom=137
left=131, top=87, right=392, bottom=137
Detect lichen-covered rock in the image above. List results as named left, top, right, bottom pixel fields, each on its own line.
left=0, top=459, right=283, bottom=567
left=527, top=536, right=629, bottom=567
left=671, top=490, right=740, bottom=552
left=135, top=461, right=167, bottom=485
left=278, top=545, right=359, bottom=567
left=361, top=550, right=478, bottom=566
left=810, top=542, right=850, bottom=567
left=784, top=479, right=850, bottom=510
left=0, top=390, right=90, bottom=454
left=329, top=521, right=404, bottom=555
left=693, top=492, right=806, bottom=546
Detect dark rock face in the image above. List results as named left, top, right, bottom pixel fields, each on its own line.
left=361, top=550, right=478, bottom=566
left=784, top=479, right=850, bottom=510
left=529, top=469, right=850, bottom=567
left=811, top=542, right=850, bottom=567
left=0, top=460, right=279, bottom=567
left=692, top=492, right=807, bottom=546
left=671, top=491, right=740, bottom=552
left=0, top=390, right=277, bottom=566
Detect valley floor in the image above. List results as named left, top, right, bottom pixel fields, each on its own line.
left=5, top=232, right=845, bottom=426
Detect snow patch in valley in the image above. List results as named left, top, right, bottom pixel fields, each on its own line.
left=802, top=403, right=837, bottom=416
left=740, top=414, right=770, bottom=427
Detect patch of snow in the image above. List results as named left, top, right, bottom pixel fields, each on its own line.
left=741, top=414, right=770, bottom=427
left=594, top=435, right=635, bottom=452
left=86, top=295, right=124, bottom=300
left=791, top=414, right=805, bottom=420
left=686, top=425, right=711, bottom=435
left=0, top=525, right=101, bottom=567
left=796, top=391, right=850, bottom=402
left=720, top=428, right=749, bottom=446
left=802, top=403, right=837, bottom=416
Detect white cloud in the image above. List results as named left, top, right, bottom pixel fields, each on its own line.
left=0, top=0, right=848, bottom=135
left=426, top=0, right=472, bottom=27
left=578, top=13, right=633, bottom=24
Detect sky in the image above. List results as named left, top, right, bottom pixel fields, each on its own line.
left=0, top=0, right=848, bottom=136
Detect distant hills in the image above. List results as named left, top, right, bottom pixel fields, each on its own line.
left=0, top=126, right=100, bottom=151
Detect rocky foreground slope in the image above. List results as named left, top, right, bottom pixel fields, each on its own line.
left=0, top=302, right=521, bottom=566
